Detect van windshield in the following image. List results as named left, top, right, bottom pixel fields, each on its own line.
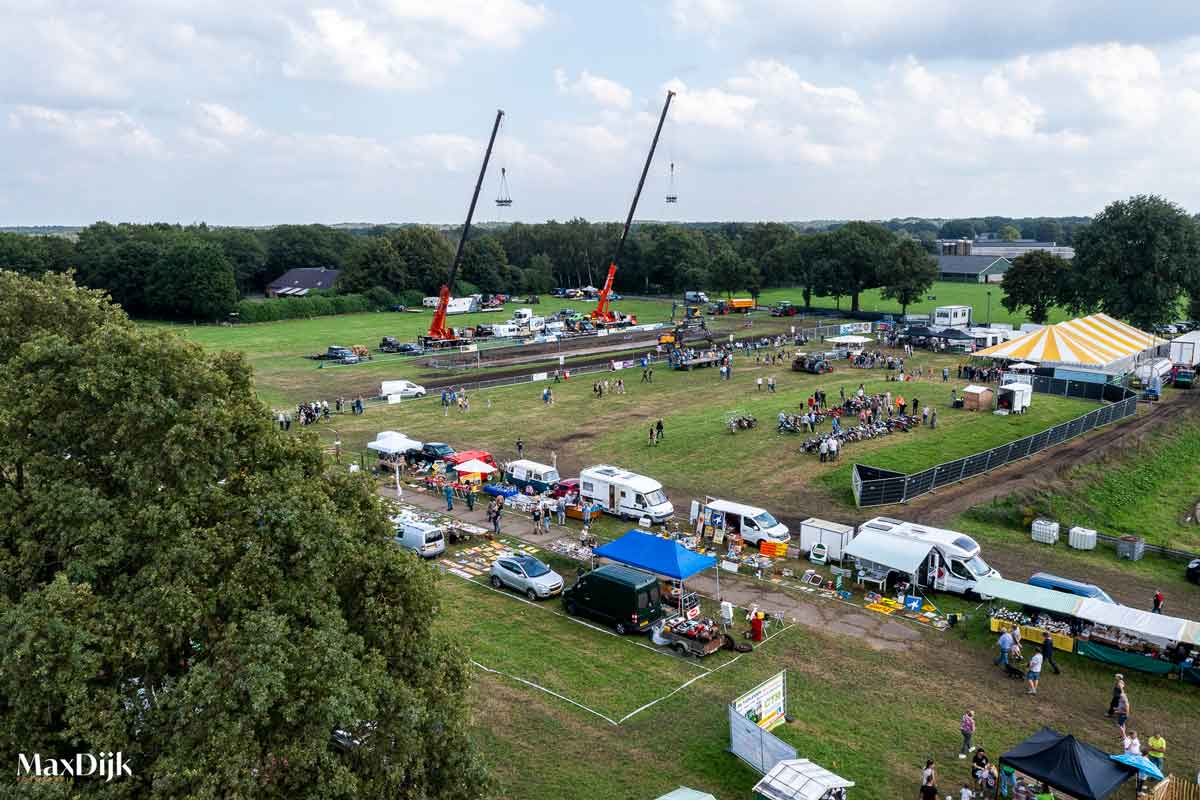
left=965, top=555, right=990, bottom=576
left=644, top=490, right=668, bottom=506
left=753, top=511, right=779, bottom=528
left=543, top=469, right=560, bottom=482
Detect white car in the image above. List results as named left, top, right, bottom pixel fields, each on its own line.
left=490, top=554, right=564, bottom=601
left=383, top=380, right=426, bottom=399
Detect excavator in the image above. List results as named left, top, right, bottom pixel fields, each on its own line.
left=590, top=90, right=675, bottom=329
left=420, top=109, right=505, bottom=349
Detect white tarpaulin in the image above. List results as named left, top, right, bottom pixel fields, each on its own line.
left=827, top=335, right=873, bottom=345
left=1076, top=599, right=1193, bottom=644
left=367, top=432, right=420, bottom=455
left=754, top=759, right=855, bottom=800
left=454, top=459, right=495, bottom=474
left=842, top=530, right=933, bottom=576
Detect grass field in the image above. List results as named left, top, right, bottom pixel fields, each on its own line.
left=966, top=419, right=1200, bottom=553
left=438, top=566, right=1200, bottom=800
left=328, top=353, right=1093, bottom=516
left=756, top=280, right=1067, bottom=326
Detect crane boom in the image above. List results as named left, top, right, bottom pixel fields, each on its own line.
left=426, top=109, right=505, bottom=344
left=593, top=90, right=675, bottom=324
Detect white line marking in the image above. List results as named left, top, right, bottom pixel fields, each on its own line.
left=470, top=660, right=619, bottom=726
left=617, top=668, right=713, bottom=724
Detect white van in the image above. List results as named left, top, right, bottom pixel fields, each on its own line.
left=850, top=517, right=999, bottom=595
left=579, top=465, right=674, bottom=523
left=392, top=519, right=446, bottom=559
left=690, top=498, right=789, bottom=546
left=505, top=459, right=560, bottom=493
left=685, top=291, right=709, bottom=304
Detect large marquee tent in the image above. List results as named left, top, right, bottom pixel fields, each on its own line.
left=975, top=313, right=1164, bottom=371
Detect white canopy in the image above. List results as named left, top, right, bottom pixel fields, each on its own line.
left=1008, top=362, right=1037, bottom=371
left=367, top=431, right=420, bottom=455
left=454, top=459, right=496, bottom=474
left=842, top=529, right=932, bottom=576
left=973, top=576, right=1084, bottom=617
left=754, top=759, right=855, bottom=800
left=827, top=335, right=873, bottom=345
left=1075, top=599, right=1197, bottom=644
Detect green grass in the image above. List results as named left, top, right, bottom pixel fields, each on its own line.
left=756, top=280, right=1066, bottom=326
left=966, top=419, right=1200, bottom=553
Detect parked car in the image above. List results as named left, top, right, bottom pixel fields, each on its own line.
left=382, top=380, right=426, bottom=399
left=548, top=478, right=580, bottom=499
left=550, top=287, right=567, bottom=297
left=392, top=518, right=446, bottom=559
left=490, top=554, right=564, bottom=600
left=405, top=442, right=455, bottom=465
left=562, top=565, right=663, bottom=634
left=1188, top=558, right=1200, bottom=585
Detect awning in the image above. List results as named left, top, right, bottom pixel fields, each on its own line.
left=367, top=432, right=418, bottom=455
left=1075, top=599, right=1192, bottom=643
left=827, top=334, right=873, bottom=345
left=594, top=530, right=717, bottom=581
left=1009, top=362, right=1037, bottom=370
left=842, top=529, right=932, bottom=575
left=937, top=327, right=974, bottom=340
left=753, top=759, right=855, bottom=800
left=454, top=459, right=496, bottom=475
left=973, top=576, right=1084, bottom=617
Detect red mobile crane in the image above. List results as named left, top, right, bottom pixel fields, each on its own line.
left=591, top=90, right=676, bottom=329
left=422, top=109, right=505, bottom=348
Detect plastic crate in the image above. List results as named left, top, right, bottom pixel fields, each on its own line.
left=1031, top=518, right=1060, bottom=545
left=1117, top=535, right=1145, bottom=561
left=1068, top=526, right=1097, bottom=550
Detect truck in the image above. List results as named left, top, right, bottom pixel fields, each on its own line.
left=798, top=518, right=855, bottom=561
left=404, top=442, right=457, bottom=466
left=711, top=298, right=754, bottom=315
left=578, top=465, right=674, bottom=523
left=843, top=516, right=1000, bottom=596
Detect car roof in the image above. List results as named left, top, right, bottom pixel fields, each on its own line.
left=590, top=564, right=656, bottom=587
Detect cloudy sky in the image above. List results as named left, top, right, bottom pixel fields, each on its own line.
left=3, top=1, right=1200, bottom=226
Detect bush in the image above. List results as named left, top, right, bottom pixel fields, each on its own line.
left=364, top=286, right=397, bottom=310
left=457, top=280, right=480, bottom=296
left=398, top=289, right=424, bottom=307
left=236, top=292, right=373, bottom=323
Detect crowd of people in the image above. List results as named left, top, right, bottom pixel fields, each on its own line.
left=275, top=396, right=365, bottom=430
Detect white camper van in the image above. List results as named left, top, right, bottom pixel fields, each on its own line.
left=689, top=498, right=789, bottom=546
left=844, top=516, right=999, bottom=595
left=392, top=518, right=446, bottom=559
left=579, top=465, right=674, bottom=523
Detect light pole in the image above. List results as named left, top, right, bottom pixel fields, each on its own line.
left=986, top=290, right=992, bottom=327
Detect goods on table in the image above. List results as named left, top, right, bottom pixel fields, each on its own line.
left=1068, top=526, right=1097, bottom=550
left=1031, top=518, right=1060, bottom=545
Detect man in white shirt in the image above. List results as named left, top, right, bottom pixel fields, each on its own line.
left=1026, top=652, right=1043, bottom=695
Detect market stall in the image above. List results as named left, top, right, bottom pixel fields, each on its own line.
left=976, top=576, right=1081, bottom=652
left=654, top=790, right=716, bottom=800
left=999, top=727, right=1134, bottom=800
left=841, top=529, right=932, bottom=594
left=753, top=758, right=854, bottom=800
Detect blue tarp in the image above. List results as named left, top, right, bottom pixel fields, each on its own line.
left=594, top=530, right=717, bottom=580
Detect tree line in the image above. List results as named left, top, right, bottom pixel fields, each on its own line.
left=1000, top=195, right=1200, bottom=330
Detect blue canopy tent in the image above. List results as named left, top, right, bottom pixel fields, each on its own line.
left=593, top=529, right=721, bottom=604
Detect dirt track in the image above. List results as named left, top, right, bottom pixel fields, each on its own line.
left=904, top=391, right=1200, bottom=526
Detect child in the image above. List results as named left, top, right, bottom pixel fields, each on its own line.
left=961, top=783, right=974, bottom=800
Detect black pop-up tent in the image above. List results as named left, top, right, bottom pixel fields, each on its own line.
left=999, top=728, right=1134, bottom=800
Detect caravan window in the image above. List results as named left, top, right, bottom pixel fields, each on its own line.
left=949, top=560, right=971, bottom=580
left=581, top=481, right=594, bottom=492
left=952, top=535, right=978, bottom=553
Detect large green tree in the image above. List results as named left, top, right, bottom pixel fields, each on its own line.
left=880, top=238, right=938, bottom=316
left=145, top=238, right=238, bottom=321
left=0, top=271, right=489, bottom=799
left=0, top=232, right=72, bottom=276
left=707, top=239, right=752, bottom=299
left=830, top=221, right=895, bottom=312
left=337, top=237, right=412, bottom=295
left=209, top=228, right=269, bottom=295
left=1000, top=250, right=1071, bottom=324
left=387, top=226, right=454, bottom=296
left=263, top=225, right=353, bottom=284
left=1071, top=194, right=1200, bottom=329
left=460, top=236, right=508, bottom=293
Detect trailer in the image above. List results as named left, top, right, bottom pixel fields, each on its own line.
left=798, top=518, right=854, bottom=561
left=657, top=615, right=724, bottom=658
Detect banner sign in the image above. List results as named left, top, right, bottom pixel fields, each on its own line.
left=732, top=670, right=787, bottom=731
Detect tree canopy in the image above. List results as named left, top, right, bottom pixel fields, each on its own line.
left=0, top=271, right=489, bottom=799
left=1000, top=250, right=1072, bottom=324
left=880, top=238, right=938, bottom=315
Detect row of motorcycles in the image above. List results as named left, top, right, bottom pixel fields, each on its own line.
left=776, top=412, right=828, bottom=433
left=799, top=414, right=917, bottom=453
left=726, top=414, right=758, bottom=433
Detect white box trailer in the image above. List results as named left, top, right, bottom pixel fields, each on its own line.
left=798, top=518, right=854, bottom=560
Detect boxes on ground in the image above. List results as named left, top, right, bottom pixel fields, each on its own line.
left=1068, top=526, right=1097, bottom=550
left=758, top=540, right=787, bottom=558
left=1117, top=535, right=1145, bottom=561
left=1031, top=518, right=1060, bottom=545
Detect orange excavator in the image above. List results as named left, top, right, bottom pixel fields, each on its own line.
left=590, top=90, right=675, bottom=329
left=421, top=109, right=505, bottom=348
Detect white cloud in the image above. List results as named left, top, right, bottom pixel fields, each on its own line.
left=8, top=105, right=164, bottom=158
left=553, top=69, right=633, bottom=109
left=384, top=0, right=548, bottom=48
left=197, top=103, right=259, bottom=138
left=284, top=8, right=427, bottom=90
left=665, top=79, right=756, bottom=130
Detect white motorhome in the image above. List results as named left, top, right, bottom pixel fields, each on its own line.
left=391, top=518, right=446, bottom=559
left=689, top=498, right=789, bottom=546
left=844, top=516, right=1000, bottom=595
left=579, top=465, right=674, bottom=523
left=933, top=305, right=972, bottom=329
left=445, top=296, right=480, bottom=315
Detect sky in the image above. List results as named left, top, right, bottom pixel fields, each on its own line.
left=3, top=1, right=1200, bottom=226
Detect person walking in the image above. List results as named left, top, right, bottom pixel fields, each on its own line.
left=1040, top=631, right=1061, bottom=675
left=958, top=710, right=976, bottom=758
left=1106, top=675, right=1124, bottom=717
left=930, top=408, right=937, bottom=429
left=444, top=483, right=455, bottom=512
left=1114, top=686, right=1131, bottom=735
left=756, top=376, right=764, bottom=391
left=994, top=628, right=1014, bottom=668
left=490, top=499, right=503, bottom=536
left=1152, top=589, right=1164, bottom=614
left=556, top=494, right=567, bottom=526
left=516, top=438, right=524, bottom=458
left=531, top=504, right=542, bottom=532
left=465, top=486, right=476, bottom=512
left=1026, top=651, right=1043, bottom=694
left=648, top=425, right=657, bottom=446
left=1146, top=731, right=1166, bottom=773
left=768, top=375, right=776, bottom=393
left=655, top=418, right=664, bottom=442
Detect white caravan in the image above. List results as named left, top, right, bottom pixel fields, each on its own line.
left=579, top=465, right=674, bottom=524
left=847, top=516, right=999, bottom=595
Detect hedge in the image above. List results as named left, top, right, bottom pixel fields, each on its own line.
left=236, top=293, right=375, bottom=323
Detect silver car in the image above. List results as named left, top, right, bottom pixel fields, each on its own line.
left=489, top=554, right=563, bottom=601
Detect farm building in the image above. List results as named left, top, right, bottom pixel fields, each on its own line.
left=975, top=313, right=1165, bottom=373
left=936, top=255, right=1011, bottom=283
left=266, top=267, right=341, bottom=297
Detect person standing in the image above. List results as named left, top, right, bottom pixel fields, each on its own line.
left=465, top=486, right=476, bottom=512
left=491, top=499, right=503, bottom=536
left=1041, top=631, right=1061, bottom=675
left=1026, top=650, right=1043, bottom=694
left=1114, top=686, right=1131, bottom=735
left=531, top=504, right=542, bottom=532
left=768, top=375, right=776, bottom=392
left=756, top=376, right=764, bottom=391
left=1146, top=731, right=1166, bottom=773
left=1152, top=589, right=1164, bottom=614
left=819, top=438, right=829, bottom=463
left=958, top=710, right=976, bottom=758
left=516, top=438, right=524, bottom=458
left=648, top=425, right=657, bottom=446
left=930, top=408, right=938, bottom=429
left=1106, top=675, right=1124, bottom=716
left=556, top=494, right=567, bottom=526
left=655, top=418, right=664, bottom=442
left=444, top=483, right=454, bottom=512
left=919, top=776, right=938, bottom=800
left=921, top=759, right=936, bottom=788
left=995, top=628, right=1014, bottom=668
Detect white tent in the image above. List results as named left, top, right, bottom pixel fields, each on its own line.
left=1008, top=362, right=1037, bottom=371
left=1075, top=599, right=1198, bottom=645
left=367, top=431, right=421, bottom=455
left=754, top=759, right=855, bottom=800
left=454, top=458, right=496, bottom=474
left=827, top=335, right=873, bottom=345
left=842, top=530, right=932, bottom=580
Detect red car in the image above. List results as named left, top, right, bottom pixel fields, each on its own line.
left=548, top=479, right=579, bottom=498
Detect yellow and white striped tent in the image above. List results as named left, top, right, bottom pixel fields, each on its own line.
left=975, top=313, right=1164, bottom=369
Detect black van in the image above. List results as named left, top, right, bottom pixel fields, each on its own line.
left=562, top=565, right=664, bottom=634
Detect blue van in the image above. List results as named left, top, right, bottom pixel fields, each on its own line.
left=1028, top=572, right=1115, bottom=604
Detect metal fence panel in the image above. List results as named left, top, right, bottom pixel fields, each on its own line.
left=852, top=383, right=1137, bottom=507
